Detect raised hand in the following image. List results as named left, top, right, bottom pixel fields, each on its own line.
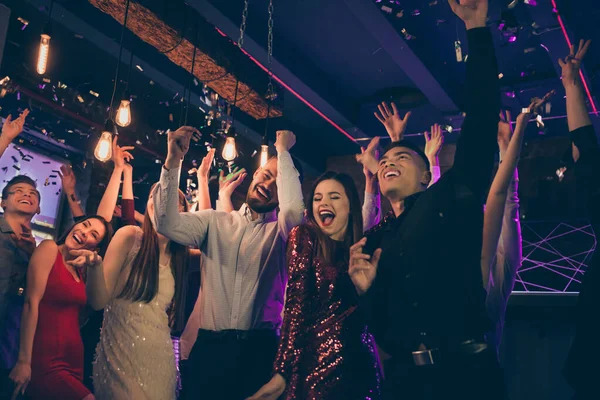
left=67, top=249, right=102, bottom=269
left=166, top=126, right=200, bottom=167
left=58, top=165, right=77, bottom=194
left=275, top=130, right=296, bottom=153
left=448, top=0, right=488, bottom=30
left=558, top=39, right=591, bottom=86
left=356, top=137, right=380, bottom=175
left=529, top=89, right=556, bottom=114
left=1, top=109, right=30, bottom=142
left=196, top=148, right=216, bottom=182
left=424, top=124, right=444, bottom=164
left=374, top=102, right=412, bottom=142
left=111, top=136, right=134, bottom=169
left=219, top=167, right=247, bottom=198
left=348, top=238, right=382, bottom=295
left=246, top=373, right=286, bottom=400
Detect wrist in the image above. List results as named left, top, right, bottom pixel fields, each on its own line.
left=428, top=156, right=439, bottom=167
left=465, top=21, right=486, bottom=31
left=276, top=146, right=288, bottom=155
left=165, top=156, right=181, bottom=170
left=17, top=357, right=30, bottom=365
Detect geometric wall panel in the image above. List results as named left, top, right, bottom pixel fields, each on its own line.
left=514, top=221, right=597, bottom=293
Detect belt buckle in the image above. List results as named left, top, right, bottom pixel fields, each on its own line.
left=412, top=348, right=436, bottom=366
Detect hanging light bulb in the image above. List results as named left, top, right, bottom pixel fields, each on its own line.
left=95, top=120, right=115, bottom=162
left=37, top=33, right=51, bottom=75
left=115, top=91, right=131, bottom=127
left=222, top=136, right=238, bottom=162
left=260, top=136, right=269, bottom=168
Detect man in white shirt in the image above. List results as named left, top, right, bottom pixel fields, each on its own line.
left=153, top=126, right=304, bottom=400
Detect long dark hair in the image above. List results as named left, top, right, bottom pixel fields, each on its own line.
left=305, top=171, right=363, bottom=265
left=117, top=189, right=189, bottom=331
left=57, top=215, right=114, bottom=257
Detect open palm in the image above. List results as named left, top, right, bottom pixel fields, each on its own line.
left=374, top=102, right=411, bottom=142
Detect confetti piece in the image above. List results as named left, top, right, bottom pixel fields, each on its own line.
left=52, top=182, right=57, bottom=185
left=49, top=175, right=57, bottom=178
left=2, top=167, right=7, bottom=173
left=44, top=177, right=49, bottom=186
left=11, top=156, right=17, bottom=163
left=43, top=161, right=51, bottom=164
left=12, top=165, right=20, bottom=171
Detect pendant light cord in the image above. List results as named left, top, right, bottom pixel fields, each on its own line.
left=109, top=0, right=131, bottom=116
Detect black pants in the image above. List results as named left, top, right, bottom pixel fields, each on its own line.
left=382, top=348, right=508, bottom=400
left=181, top=329, right=279, bottom=400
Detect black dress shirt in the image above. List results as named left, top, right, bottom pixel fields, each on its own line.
left=361, top=27, right=500, bottom=358
left=564, top=124, right=600, bottom=394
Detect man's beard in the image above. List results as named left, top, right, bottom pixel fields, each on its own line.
left=246, top=196, right=278, bottom=214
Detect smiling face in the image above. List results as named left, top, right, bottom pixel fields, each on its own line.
left=377, top=146, right=430, bottom=200
left=246, top=157, right=279, bottom=214
left=64, top=218, right=107, bottom=252
left=1, top=183, right=41, bottom=216
left=312, top=179, right=350, bottom=241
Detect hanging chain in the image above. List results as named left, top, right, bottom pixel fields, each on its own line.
left=265, top=0, right=276, bottom=105
left=238, top=0, right=250, bottom=49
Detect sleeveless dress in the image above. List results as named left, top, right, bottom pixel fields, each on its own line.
left=93, top=228, right=177, bottom=400
left=28, top=251, right=90, bottom=400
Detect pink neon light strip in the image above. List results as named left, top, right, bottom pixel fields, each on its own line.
left=551, top=0, right=598, bottom=114
left=214, top=28, right=357, bottom=143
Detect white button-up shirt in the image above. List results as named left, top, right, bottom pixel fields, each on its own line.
left=153, top=151, right=304, bottom=346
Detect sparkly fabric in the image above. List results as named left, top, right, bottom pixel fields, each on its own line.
left=274, top=225, right=381, bottom=399
left=93, top=229, right=177, bottom=400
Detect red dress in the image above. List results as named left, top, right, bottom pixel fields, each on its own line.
left=28, top=251, right=90, bottom=400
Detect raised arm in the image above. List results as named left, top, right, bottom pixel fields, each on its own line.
left=275, top=131, right=305, bottom=241
left=96, top=137, right=134, bottom=222
left=120, top=163, right=138, bottom=226
left=424, top=124, right=445, bottom=187
left=249, top=226, right=314, bottom=400
left=482, top=110, right=529, bottom=287
left=155, top=126, right=210, bottom=247
left=9, top=240, right=57, bottom=397
left=361, top=150, right=381, bottom=231
left=0, top=109, right=29, bottom=160
left=70, top=225, right=138, bottom=310
left=58, top=165, right=85, bottom=219
left=195, top=149, right=215, bottom=211
left=449, top=0, right=500, bottom=198
left=560, top=40, right=600, bottom=230
left=373, top=101, right=411, bottom=143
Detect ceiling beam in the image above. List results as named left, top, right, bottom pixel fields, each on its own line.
left=344, top=0, right=458, bottom=114
left=22, top=0, right=319, bottom=176
left=185, top=0, right=368, bottom=144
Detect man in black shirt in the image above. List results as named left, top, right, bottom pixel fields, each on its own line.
left=559, top=39, right=599, bottom=400
left=350, top=1, right=507, bottom=398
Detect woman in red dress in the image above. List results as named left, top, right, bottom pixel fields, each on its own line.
left=9, top=216, right=113, bottom=400
left=250, top=172, right=381, bottom=400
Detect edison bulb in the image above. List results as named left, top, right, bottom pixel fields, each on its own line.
left=116, top=99, right=131, bottom=127
left=94, top=131, right=113, bottom=162
left=222, top=137, right=237, bottom=162
left=36, top=34, right=51, bottom=75
left=260, top=144, right=269, bottom=168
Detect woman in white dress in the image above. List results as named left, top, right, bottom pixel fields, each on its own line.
left=70, top=187, right=190, bottom=400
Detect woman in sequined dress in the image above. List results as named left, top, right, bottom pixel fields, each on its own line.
left=249, top=172, right=381, bottom=400
left=75, top=186, right=190, bottom=400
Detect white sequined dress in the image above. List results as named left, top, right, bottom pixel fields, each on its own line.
left=93, top=228, right=177, bottom=400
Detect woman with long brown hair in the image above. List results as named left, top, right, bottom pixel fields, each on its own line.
left=9, top=215, right=113, bottom=400
left=249, top=171, right=381, bottom=400
left=70, top=186, right=189, bottom=400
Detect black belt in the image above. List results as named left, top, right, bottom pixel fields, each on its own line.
left=411, top=339, right=489, bottom=366
left=197, top=328, right=280, bottom=341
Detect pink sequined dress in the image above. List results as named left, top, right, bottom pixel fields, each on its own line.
left=274, top=225, right=381, bottom=399
left=92, top=228, right=177, bottom=400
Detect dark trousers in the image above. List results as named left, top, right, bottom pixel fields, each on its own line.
left=382, top=348, right=508, bottom=400
left=181, top=329, right=279, bottom=400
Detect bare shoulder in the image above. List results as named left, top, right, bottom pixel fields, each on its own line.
left=34, top=240, right=59, bottom=256
left=115, top=225, right=142, bottom=241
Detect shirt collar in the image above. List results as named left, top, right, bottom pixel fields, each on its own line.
left=0, top=215, right=14, bottom=234
left=240, top=204, right=278, bottom=223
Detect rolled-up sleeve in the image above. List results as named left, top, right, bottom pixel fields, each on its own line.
left=153, top=166, right=211, bottom=248
left=276, top=151, right=305, bottom=241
